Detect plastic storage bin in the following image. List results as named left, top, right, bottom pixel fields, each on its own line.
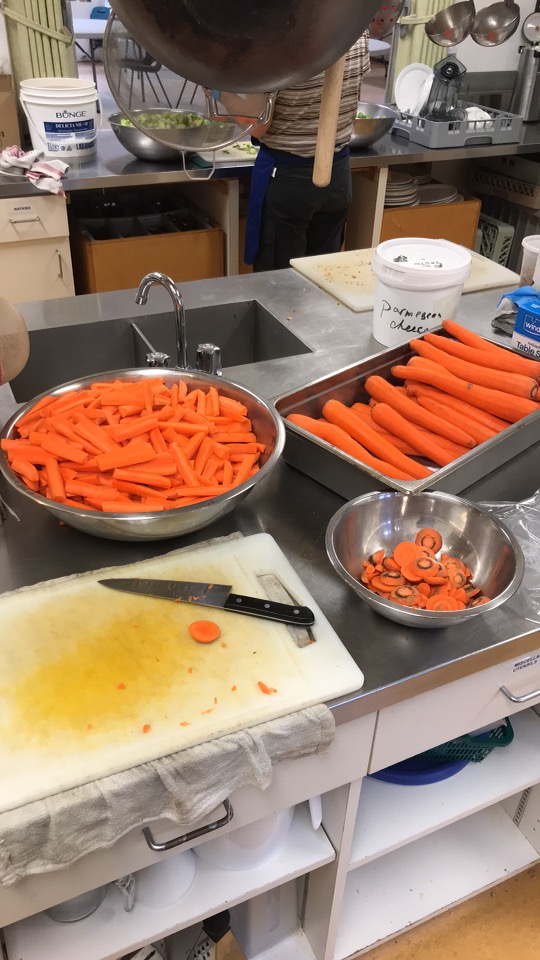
left=417, top=717, right=514, bottom=764
left=393, top=102, right=522, bottom=149
left=476, top=214, right=515, bottom=267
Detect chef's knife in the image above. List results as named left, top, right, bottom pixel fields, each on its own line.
left=98, top=578, right=315, bottom=626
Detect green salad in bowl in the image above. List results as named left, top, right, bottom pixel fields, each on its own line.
left=119, top=111, right=209, bottom=129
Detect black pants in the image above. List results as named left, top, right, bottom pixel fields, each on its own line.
left=253, top=156, right=352, bottom=272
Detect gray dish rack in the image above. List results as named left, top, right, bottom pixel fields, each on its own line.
left=392, top=102, right=523, bottom=149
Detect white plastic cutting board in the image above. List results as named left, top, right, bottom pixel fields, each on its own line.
left=290, top=248, right=520, bottom=313
left=0, top=533, right=363, bottom=813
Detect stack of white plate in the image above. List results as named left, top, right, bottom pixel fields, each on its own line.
left=417, top=183, right=459, bottom=205
left=384, top=171, right=419, bottom=207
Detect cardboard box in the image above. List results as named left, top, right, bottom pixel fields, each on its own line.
left=0, top=74, right=20, bottom=150
left=380, top=195, right=481, bottom=250
left=70, top=217, right=225, bottom=294
left=513, top=296, right=540, bottom=360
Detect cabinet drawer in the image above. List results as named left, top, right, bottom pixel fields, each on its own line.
left=0, top=237, right=75, bottom=301
left=0, top=712, right=375, bottom=926
left=370, top=649, right=540, bottom=773
left=0, top=194, right=69, bottom=243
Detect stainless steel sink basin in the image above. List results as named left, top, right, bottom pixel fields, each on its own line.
left=9, top=299, right=311, bottom=402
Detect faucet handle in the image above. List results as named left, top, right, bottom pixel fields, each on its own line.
left=146, top=351, right=170, bottom=368
left=196, top=343, right=223, bottom=376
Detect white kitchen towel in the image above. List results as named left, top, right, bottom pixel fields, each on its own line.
left=0, top=145, right=68, bottom=195
left=0, top=703, right=334, bottom=885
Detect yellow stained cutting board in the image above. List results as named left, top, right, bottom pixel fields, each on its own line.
left=290, top=248, right=520, bottom=313
left=0, top=533, right=364, bottom=814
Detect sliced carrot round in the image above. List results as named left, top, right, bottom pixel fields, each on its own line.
left=388, top=584, right=420, bottom=606
left=425, top=595, right=460, bottom=611
left=415, top=528, right=443, bottom=553
left=393, top=541, right=424, bottom=567
left=188, top=620, right=221, bottom=643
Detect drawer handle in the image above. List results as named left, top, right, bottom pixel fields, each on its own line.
left=142, top=797, right=233, bottom=851
left=9, top=216, right=41, bottom=224
left=500, top=684, right=540, bottom=704
left=56, top=249, right=64, bottom=279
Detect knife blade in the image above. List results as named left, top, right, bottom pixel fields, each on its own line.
left=98, top=578, right=315, bottom=626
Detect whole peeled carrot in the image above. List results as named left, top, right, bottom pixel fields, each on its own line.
left=322, top=399, right=431, bottom=479
left=404, top=381, right=511, bottom=432
left=350, top=403, right=418, bottom=455
left=443, top=319, right=540, bottom=380
left=371, top=404, right=459, bottom=467
left=414, top=396, right=497, bottom=445
left=409, top=339, right=538, bottom=400
left=364, top=375, right=476, bottom=448
left=391, top=363, right=538, bottom=423
left=286, top=413, right=416, bottom=480
left=424, top=332, right=540, bottom=382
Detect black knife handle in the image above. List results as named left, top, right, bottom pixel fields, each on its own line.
left=224, top=594, right=315, bottom=626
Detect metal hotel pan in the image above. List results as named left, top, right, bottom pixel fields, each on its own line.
left=273, top=334, right=540, bottom=500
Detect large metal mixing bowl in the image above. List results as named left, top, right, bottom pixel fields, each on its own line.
left=109, top=112, right=184, bottom=162
left=108, top=0, right=381, bottom=93
left=350, top=102, right=397, bottom=149
left=0, top=369, right=285, bottom=541
left=326, top=490, right=524, bottom=628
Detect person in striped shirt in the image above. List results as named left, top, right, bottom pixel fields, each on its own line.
left=244, top=33, right=371, bottom=271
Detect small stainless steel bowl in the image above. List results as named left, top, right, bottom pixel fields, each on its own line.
left=109, top=111, right=185, bottom=162
left=350, top=101, right=397, bottom=150
left=0, top=368, right=285, bottom=541
left=326, top=490, right=524, bottom=628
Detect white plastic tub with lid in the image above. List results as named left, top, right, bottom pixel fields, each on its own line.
left=371, top=237, right=472, bottom=347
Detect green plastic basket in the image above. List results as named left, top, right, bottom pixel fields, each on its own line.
left=414, top=718, right=514, bottom=764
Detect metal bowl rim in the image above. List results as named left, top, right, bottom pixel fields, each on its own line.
left=0, top=367, right=285, bottom=522
left=354, top=101, right=399, bottom=122
left=325, top=490, right=525, bottom=625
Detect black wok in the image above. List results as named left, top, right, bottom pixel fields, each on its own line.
left=108, top=0, right=381, bottom=92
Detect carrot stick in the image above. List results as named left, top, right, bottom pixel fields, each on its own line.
left=321, top=399, right=431, bottom=479
left=40, top=434, right=89, bottom=464
left=44, top=457, right=66, bottom=502
left=10, top=457, right=39, bottom=484
left=95, top=442, right=156, bottom=472
left=404, top=382, right=511, bottom=432
left=365, top=375, right=476, bottom=448
left=391, top=364, right=538, bottom=422
left=424, top=332, right=540, bottom=381
left=286, top=413, right=416, bottom=480
left=409, top=339, right=538, bottom=400
left=370, top=404, right=457, bottom=466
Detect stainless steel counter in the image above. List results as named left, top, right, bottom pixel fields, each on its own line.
left=1, top=270, right=539, bottom=723
left=1, top=123, right=540, bottom=197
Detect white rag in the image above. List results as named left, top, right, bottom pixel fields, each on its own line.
left=0, top=145, right=68, bottom=195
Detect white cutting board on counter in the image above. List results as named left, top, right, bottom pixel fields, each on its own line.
left=0, top=533, right=363, bottom=813
left=290, top=248, right=520, bottom=313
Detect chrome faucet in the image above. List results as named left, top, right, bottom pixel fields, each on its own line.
left=135, top=272, right=188, bottom=369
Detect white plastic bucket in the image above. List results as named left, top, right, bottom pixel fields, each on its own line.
left=19, top=77, right=99, bottom=159
left=519, top=235, right=540, bottom=287
left=371, top=237, right=472, bottom=347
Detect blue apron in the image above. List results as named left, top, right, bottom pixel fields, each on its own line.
left=244, top=141, right=349, bottom=265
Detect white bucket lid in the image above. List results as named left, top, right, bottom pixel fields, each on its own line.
left=20, top=77, right=97, bottom=92
left=373, top=237, right=471, bottom=290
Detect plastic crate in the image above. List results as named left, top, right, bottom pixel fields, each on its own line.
left=471, top=167, right=540, bottom=210
left=477, top=213, right=515, bottom=267
left=414, top=717, right=514, bottom=764
left=478, top=153, right=540, bottom=186
left=478, top=195, right=540, bottom=272
left=392, top=102, right=523, bottom=149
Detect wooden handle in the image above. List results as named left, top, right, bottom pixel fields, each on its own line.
left=313, top=56, right=346, bottom=188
